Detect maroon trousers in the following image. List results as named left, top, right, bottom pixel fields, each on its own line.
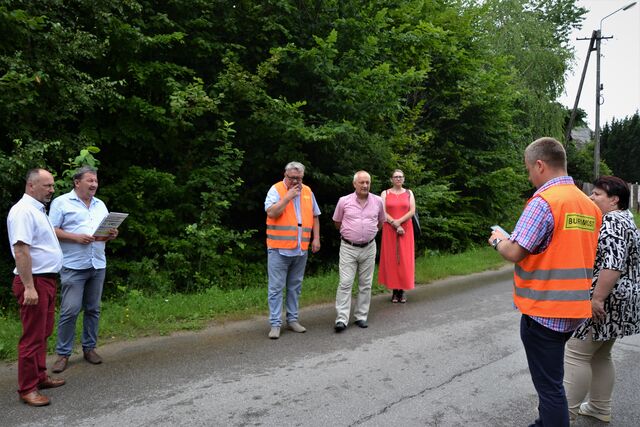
left=12, top=275, right=56, bottom=395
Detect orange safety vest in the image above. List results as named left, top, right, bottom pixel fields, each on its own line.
left=513, top=184, right=601, bottom=318
left=266, top=181, right=314, bottom=250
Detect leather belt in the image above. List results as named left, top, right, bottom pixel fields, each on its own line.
left=33, top=273, right=57, bottom=279
left=341, top=237, right=374, bottom=248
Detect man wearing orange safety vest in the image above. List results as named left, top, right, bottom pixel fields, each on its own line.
left=488, top=137, right=601, bottom=427
left=265, top=161, right=321, bottom=339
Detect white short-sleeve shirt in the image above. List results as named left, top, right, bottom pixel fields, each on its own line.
left=7, top=194, right=63, bottom=275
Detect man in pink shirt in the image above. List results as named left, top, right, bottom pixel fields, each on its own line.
left=332, top=170, right=385, bottom=331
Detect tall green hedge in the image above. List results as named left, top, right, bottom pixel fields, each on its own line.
left=0, top=0, right=587, bottom=306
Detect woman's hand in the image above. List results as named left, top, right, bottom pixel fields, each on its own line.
left=590, top=269, right=620, bottom=323
left=591, top=297, right=606, bottom=322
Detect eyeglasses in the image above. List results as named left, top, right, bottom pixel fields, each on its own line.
left=286, top=175, right=303, bottom=182
left=392, top=176, right=404, bottom=179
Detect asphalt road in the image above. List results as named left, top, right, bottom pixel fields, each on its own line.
left=1, top=266, right=639, bottom=426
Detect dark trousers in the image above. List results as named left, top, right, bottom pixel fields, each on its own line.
left=520, top=314, right=573, bottom=427
left=12, top=275, right=57, bottom=395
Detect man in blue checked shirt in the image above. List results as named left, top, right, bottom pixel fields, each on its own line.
left=488, top=137, right=600, bottom=427
left=49, top=166, right=118, bottom=373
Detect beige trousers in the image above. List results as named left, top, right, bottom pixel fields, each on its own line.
left=335, top=240, right=376, bottom=325
left=563, top=330, right=616, bottom=416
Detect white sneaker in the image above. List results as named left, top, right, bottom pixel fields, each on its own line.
left=578, top=402, right=611, bottom=422
left=287, top=322, right=307, bottom=333
left=268, top=327, right=281, bottom=339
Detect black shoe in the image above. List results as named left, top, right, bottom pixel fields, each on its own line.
left=398, top=290, right=407, bottom=304
left=334, top=321, right=347, bottom=332
left=354, top=320, right=368, bottom=328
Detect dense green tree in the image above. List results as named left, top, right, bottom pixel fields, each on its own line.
left=473, top=0, right=586, bottom=141
left=601, top=112, right=640, bottom=183
left=0, top=0, right=587, bottom=306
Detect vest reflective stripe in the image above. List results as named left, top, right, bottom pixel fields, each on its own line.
left=513, top=284, right=591, bottom=301
left=514, top=264, right=593, bottom=281
left=267, top=225, right=299, bottom=231
left=266, top=231, right=313, bottom=242
left=513, top=184, right=601, bottom=318
left=266, top=182, right=314, bottom=250
left=266, top=234, right=298, bottom=241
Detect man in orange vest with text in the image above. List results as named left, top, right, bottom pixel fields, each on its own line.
left=488, top=137, right=601, bottom=427
left=265, top=162, right=321, bottom=339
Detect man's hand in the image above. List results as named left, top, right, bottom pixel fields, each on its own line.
left=13, top=241, right=38, bottom=305
left=285, top=185, right=301, bottom=202
left=75, top=234, right=96, bottom=244
left=487, top=231, right=529, bottom=263
left=266, top=185, right=301, bottom=219
left=23, top=287, right=39, bottom=306
left=488, top=229, right=508, bottom=245
left=107, top=228, right=119, bottom=241
left=311, top=238, right=320, bottom=253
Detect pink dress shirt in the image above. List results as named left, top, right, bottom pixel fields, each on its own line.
left=333, top=192, right=385, bottom=244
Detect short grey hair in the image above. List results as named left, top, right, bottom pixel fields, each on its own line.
left=26, top=168, right=44, bottom=183
left=73, top=166, right=98, bottom=182
left=524, top=137, right=566, bottom=171
left=284, top=161, right=305, bottom=174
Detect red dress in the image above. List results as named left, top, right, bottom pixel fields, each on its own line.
left=378, top=191, right=415, bottom=290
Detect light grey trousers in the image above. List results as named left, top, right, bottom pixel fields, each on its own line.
left=335, top=240, right=376, bottom=325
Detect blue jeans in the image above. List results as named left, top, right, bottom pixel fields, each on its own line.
left=267, top=249, right=308, bottom=327
left=520, top=314, right=574, bottom=427
left=55, top=267, right=106, bottom=356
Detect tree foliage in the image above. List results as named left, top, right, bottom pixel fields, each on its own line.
left=601, top=112, right=640, bottom=183
left=0, top=0, right=587, bottom=304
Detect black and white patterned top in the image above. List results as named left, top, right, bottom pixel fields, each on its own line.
left=574, top=210, right=640, bottom=341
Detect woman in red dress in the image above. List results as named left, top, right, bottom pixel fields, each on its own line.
left=378, top=169, right=416, bottom=303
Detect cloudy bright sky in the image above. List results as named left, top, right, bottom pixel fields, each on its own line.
left=557, top=0, right=640, bottom=127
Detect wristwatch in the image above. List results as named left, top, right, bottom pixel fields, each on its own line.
left=491, top=238, right=502, bottom=250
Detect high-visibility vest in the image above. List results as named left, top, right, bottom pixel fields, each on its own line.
left=514, top=184, right=601, bottom=318
left=266, top=181, right=314, bottom=250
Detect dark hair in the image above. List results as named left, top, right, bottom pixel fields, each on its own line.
left=593, top=175, right=630, bottom=210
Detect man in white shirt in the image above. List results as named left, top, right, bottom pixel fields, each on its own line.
left=7, top=168, right=65, bottom=406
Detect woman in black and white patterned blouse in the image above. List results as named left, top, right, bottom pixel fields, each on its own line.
left=564, top=176, right=640, bottom=423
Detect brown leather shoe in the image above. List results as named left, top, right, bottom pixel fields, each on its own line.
left=38, top=376, right=65, bottom=389
left=83, top=349, right=102, bottom=364
left=51, top=355, right=69, bottom=373
left=20, top=390, right=50, bottom=407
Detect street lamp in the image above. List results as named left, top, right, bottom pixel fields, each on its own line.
left=593, top=1, right=637, bottom=179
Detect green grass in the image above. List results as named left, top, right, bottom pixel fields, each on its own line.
left=0, top=246, right=507, bottom=361
left=415, top=246, right=505, bottom=282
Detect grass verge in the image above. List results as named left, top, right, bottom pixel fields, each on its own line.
left=0, top=246, right=506, bottom=362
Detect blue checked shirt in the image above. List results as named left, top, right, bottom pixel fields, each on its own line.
left=510, top=176, right=587, bottom=332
